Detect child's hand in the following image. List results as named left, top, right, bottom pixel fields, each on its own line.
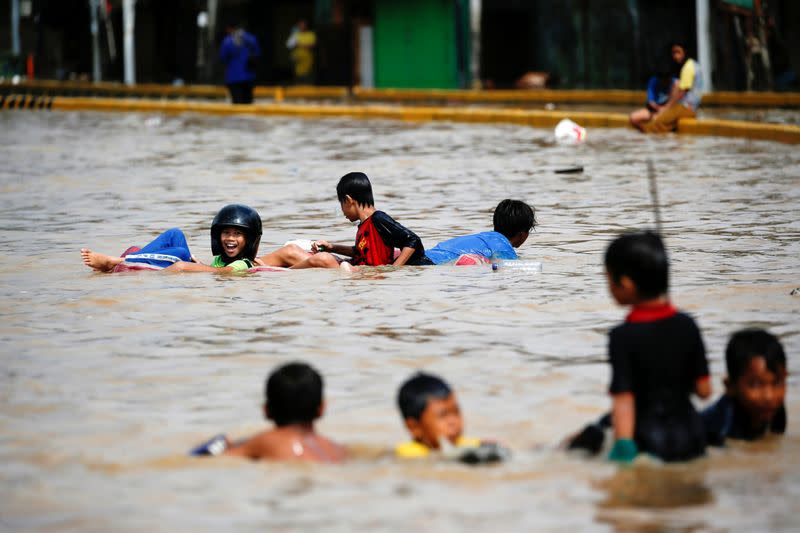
left=190, top=255, right=206, bottom=265
left=312, top=240, right=331, bottom=253
left=608, top=438, right=638, bottom=463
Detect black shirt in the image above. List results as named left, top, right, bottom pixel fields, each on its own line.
left=701, top=395, right=787, bottom=446
left=368, top=210, right=429, bottom=266
left=609, top=307, right=709, bottom=461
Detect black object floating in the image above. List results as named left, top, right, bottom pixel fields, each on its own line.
left=554, top=166, right=584, bottom=174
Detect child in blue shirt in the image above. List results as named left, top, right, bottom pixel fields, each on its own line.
left=424, top=199, right=536, bottom=264
left=702, top=328, right=787, bottom=445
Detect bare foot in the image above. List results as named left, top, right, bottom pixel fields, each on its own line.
left=81, top=248, right=124, bottom=272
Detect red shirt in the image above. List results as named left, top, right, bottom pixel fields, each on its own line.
left=352, top=215, right=394, bottom=266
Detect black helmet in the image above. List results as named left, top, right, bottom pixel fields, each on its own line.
left=210, top=204, right=262, bottom=264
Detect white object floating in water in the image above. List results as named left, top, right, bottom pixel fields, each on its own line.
left=554, top=118, right=587, bottom=144
left=495, top=260, right=543, bottom=273
left=284, top=239, right=314, bottom=252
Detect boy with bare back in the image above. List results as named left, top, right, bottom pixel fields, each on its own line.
left=191, top=362, right=347, bottom=462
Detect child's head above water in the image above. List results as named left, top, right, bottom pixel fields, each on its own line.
left=725, top=328, right=787, bottom=430
left=397, top=372, right=463, bottom=449
left=210, top=204, right=262, bottom=264
left=337, top=172, right=374, bottom=208
left=265, top=362, right=324, bottom=427
left=493, top=199, right=537, bottom=247
left=604, top=231, right=668, bottom=304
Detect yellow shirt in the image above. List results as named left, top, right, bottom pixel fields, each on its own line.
left=678, top=59, right=702, bottom=111
left=679, top=59, right=695, bottom=91
left=395, top=436, right=482, bottom=458
left=291, top=31, right=317, bottom=77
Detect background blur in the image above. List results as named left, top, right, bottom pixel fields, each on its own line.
left=1, top=0, right=798, bottom=91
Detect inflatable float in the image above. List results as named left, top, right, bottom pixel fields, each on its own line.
left=108, top=244, right=536, bottom=273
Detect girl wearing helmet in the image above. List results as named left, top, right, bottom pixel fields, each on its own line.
left=80, top=204, right=263, bottom=273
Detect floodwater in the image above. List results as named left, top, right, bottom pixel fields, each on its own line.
left=1, top=110, right=798, bottom=532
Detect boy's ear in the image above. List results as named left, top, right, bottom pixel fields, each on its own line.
left=404, top=417, right=424, bottom=440
left=263, top=403, right=271, bottom=421
left=618, top=275, right=636, bottom=293
left=317, top=400, right=326, bottom=419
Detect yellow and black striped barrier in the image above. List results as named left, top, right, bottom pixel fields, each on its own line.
left=3, top=93, right=799, bottom=144
left=0, top=93, right=53, bottom=110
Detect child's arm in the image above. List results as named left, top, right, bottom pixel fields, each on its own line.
left=611, top=393, right=635, bottom=440
left=224, top=439, right=255, bottom=458
left=393, top=247, right=417, bottom=266
left=166, top=261, right=235, bottom=273
left=608, top=392, right=638, bottom=462
left=371, top=212, right=424, bottom=264
left=312, top=240, right=354, bottom=257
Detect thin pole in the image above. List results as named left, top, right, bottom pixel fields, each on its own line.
left=469, top=0, right=481, bottom=88
left=89, top=0, right=102, bottom=81
left=11, top=0, right=21, bottom=56
left=647, top=159, right=662, bottom=234
left=696, top=0, right=713, bottom=91
left=101, top=0, right=117, bottom=61
left=123, top=0, right=136, bottom=85
left=206, top=0, right=218, bottom=81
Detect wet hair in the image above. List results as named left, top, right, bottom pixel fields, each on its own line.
left=493, top=199, right=536, bottom=240
left=397, top=372, right=452, bottom=420
left=726, top=329, right=786, bottom=381
left=336, top=172, right=374, bottom=207
left=265, top=362, right=323, bottom=426
left=604, top=231, right=669, bottom=299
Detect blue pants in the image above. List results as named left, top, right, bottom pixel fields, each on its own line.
left=125, top=228, right=193, bottom=268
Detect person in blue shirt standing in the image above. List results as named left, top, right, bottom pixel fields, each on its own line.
left=424, top=199, right=536, bottom=264
left=219, top=22, right=261, bottom=104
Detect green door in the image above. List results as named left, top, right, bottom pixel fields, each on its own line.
left=374, top=0, right=459, bottom=89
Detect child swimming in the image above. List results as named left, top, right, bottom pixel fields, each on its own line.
left=424, top=199, right=536, bottom=264
left=80, top=204, right=262, bottom=273
left=602, top=231, right=711, bottom=463
left=192, top=362, right=347, bottom=462
left=394, top=372, right=508, bottom=463
left=259, top=172, right=429, bottom=269
left=702, top=328, right=787, bottom=445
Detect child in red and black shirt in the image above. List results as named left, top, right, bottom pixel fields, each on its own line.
left=567, top=232, right=712, bottom=462
left=306, top=172, right=429, bottom=268
left=603, top=231, right=712, bottom=462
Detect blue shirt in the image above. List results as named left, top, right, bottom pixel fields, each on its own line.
left=425, top=231, right=517, bottom=265
left=646, top=76, right=673, bottom=106
left=219, top=30, right=260, bottom=84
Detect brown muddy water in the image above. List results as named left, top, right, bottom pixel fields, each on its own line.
left=0, top=110, right=798, bottom=532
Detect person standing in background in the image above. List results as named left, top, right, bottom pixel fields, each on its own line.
left=286, top=19, right=316, bottom=85
left=220, top=22, right=261, bottom=104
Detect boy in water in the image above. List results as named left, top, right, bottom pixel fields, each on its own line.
left=194, top=362, right=347, bottom=462
left=702, top=328, right=787, bottom=445
left=261, top=172, right=429, bottom=269
left=395, top=372, right=481, bottom=458
left=603, top=231, right=711, bottom=462
left=81, top=204, right=263, bottom=273
left=424, top=199, right=536, bottom=264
